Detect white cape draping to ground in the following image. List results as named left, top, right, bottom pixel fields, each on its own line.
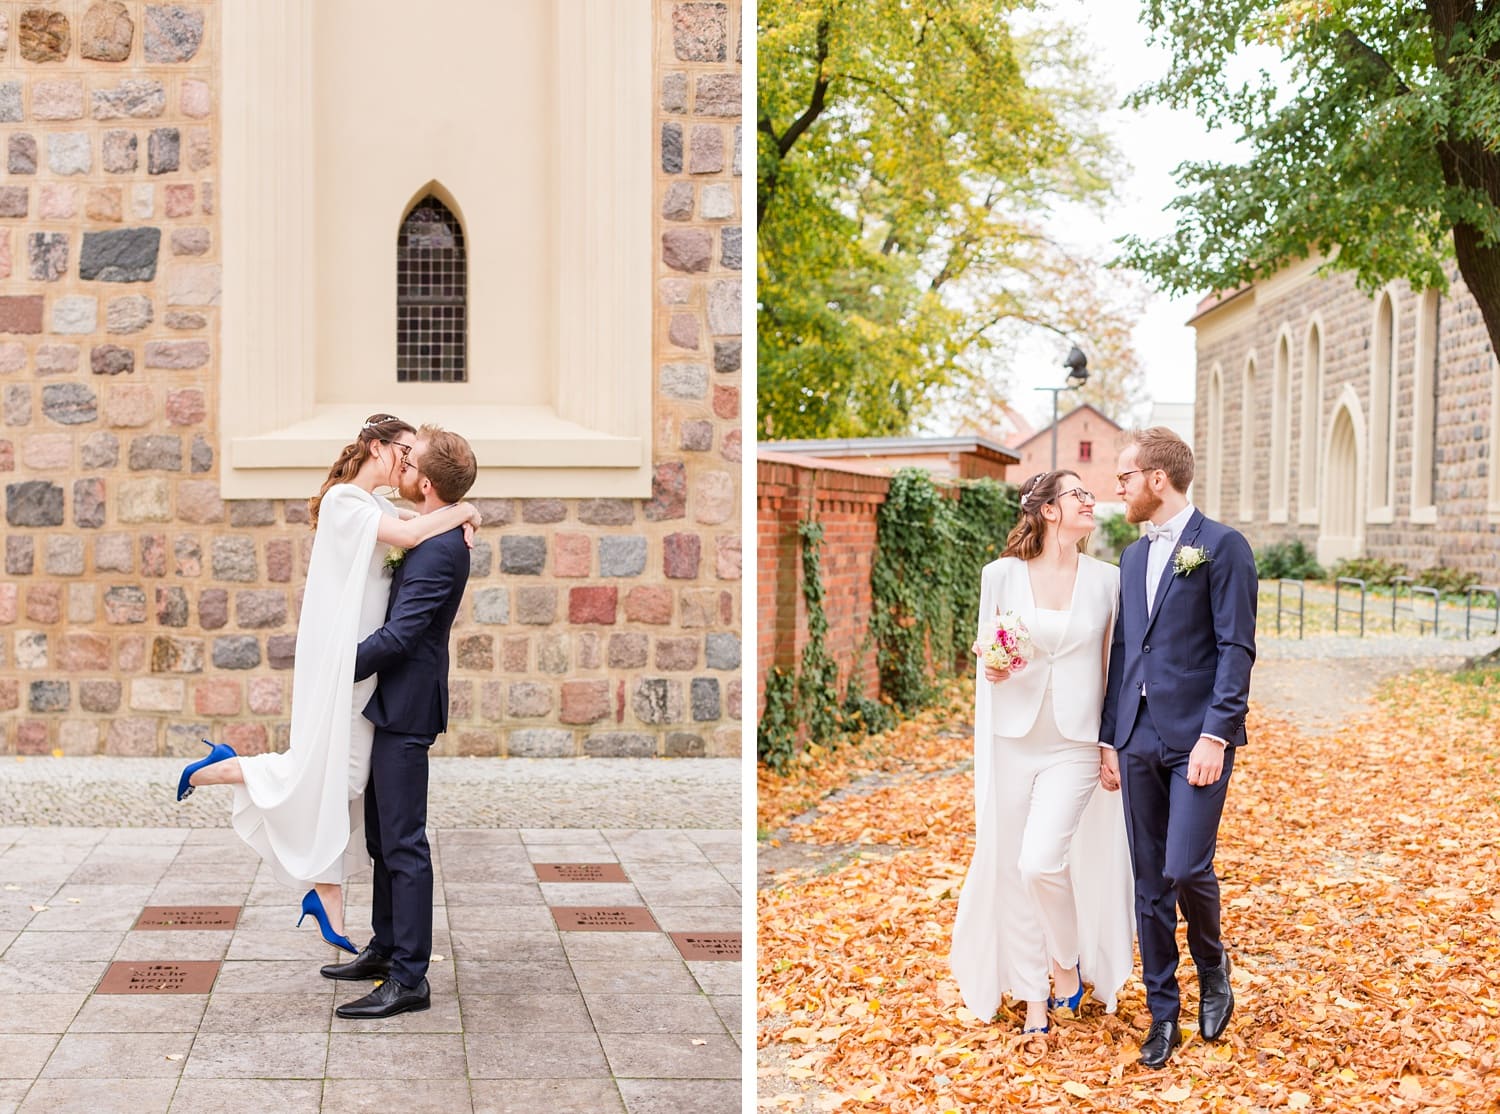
left=231, top=483, right=394, bottom=888
left=951, top=610, right=1136, bottom=1018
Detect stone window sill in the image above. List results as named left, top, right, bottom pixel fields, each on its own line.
left=1410, top=505, right=1437, bottom=526
left=1268, top=508, right=1289, bottom=525
left=224, top=404, right=645, bottom=499
left=1297, top=508, right=1319, bottom=526
left=1366, top=507, right=1395, bottom=526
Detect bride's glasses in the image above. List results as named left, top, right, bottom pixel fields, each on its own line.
left=382, top=440, right=414, bottom=464
left=1058, top=487, right=1096, bottom=506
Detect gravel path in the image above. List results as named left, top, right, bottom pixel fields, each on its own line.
left=0, top=757, right=742, bottom=829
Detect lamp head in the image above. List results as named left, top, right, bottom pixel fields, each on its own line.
left=1063, top=345, right=1089, bottom=389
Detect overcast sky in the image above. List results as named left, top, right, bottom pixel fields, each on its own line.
left=1006, top=0, right=1261, bottom=427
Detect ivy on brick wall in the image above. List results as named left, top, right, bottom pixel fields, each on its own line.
left=757, top=475, right=1014, bottom=772
left=757, top=520, right=892, bottom=773
left=871, top=469, right=1016, bottom=712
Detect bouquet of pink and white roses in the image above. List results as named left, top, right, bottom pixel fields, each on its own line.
left=978, top=609, right=1033, bottom=674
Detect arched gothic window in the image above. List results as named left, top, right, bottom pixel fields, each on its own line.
left=1206, top=364, right=1224, bottom=517
left=1298, top=322, right=1322, bottom=519
left=1270, top=331, right=1291, bottom=519
left=397, top=196, right=467, bottom=383
left=1369, top=291, right=1397, bottom=511
left=1239, top=357, right=1256, bottom=521
left=1410, top=290, right=1439, bottom=518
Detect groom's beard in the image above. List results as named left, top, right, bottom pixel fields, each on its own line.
left=397, top=468, right=423, bottom=503
left=1125, top=486, right=1163, bottom=524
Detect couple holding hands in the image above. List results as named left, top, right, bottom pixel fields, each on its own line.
left=952, top=426, right=1257, bottom=1068
left=178, top=414, right=480, bottom=1019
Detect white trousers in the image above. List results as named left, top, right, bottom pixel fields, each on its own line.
left=952, top=689, right=1105, bottom=1007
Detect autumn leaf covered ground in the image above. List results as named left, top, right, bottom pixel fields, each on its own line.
left=757, top=660, right=1500, bottom=1112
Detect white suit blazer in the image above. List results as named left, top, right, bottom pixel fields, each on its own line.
left=974, top=553, right=1120, bottom=743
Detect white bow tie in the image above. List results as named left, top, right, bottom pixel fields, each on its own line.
left=1145, top=524, right=1173, bottom=543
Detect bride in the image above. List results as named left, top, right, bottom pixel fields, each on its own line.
left=950, top=469, right=1134, bottom=1034
left=176, top=413, right=480, bottom=951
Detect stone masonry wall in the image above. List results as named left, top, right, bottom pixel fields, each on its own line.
left=1195, top=263, right=1499, bottom=578
left=0, top=1, right=745, bottom=758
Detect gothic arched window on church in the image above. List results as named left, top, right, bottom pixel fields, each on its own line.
left=1270, top=331, right=1291, bottom=521
left=1298, top=322, right=1322, bottom=520
left=1369, top=291, right=1398, bottom=512
left=1410, top=290, right=1439, bottom=520
left=1239, top=356, right=1256, bottom=522
left=397, top=196, right=467, bottom=383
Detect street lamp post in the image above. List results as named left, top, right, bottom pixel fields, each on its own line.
left=1033, top=346, right=1090, bottom=471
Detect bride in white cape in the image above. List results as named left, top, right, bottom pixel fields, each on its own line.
left=177, top=414, right=480, bottom=950
left=950, top=469, right=1134, bottom=1034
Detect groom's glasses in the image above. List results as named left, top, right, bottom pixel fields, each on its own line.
left=1058, top=488, right=1096, bottom=506
left=382, top=440, right=414, bottom=463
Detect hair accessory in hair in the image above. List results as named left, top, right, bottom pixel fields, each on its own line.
left=1020, top=471, right=1051, bottom=512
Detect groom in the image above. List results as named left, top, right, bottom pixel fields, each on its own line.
left=1099, top=427, right=1256, bottom=1068
left=323, top=425, right=478, bottom=1018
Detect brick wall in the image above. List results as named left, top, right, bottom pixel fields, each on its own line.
left=0, top=1, right=744, bottom=758
left=756, top=453, right=888, bottom=717
left=1194, top=263, right=1499, bottom=578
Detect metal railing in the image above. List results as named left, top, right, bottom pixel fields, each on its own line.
left=1391, top=576, right=1441, bottom=636
left=1334, top=577, right=1367, bottom=636
left=1275, top=579, right=1305, bottom=639
left=1467, top=585, right=1500, bottom=640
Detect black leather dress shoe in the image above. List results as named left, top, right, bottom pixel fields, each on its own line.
left=320, top=945, right=391, bottom=982
left=335, top=976, right=430, bottom=1019
left=1139, top=1019, right=1182, bottom=1068
left=1198, top=954, right=1234, bottom=1041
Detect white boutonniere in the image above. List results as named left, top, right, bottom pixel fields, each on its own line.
left=383, top=548, right=406, bottom=573
left=1173, top=545, right=1210, bottom=577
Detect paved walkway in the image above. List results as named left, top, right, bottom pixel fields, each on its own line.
left=0, top=759, right=743, bottom=1113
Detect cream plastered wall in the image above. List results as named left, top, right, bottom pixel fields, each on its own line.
left=221, top=0, right=653, bottom=497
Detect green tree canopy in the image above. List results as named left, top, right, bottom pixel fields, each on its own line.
left=757, top=0, right=1143, bottom=441
left=1118, top=1, right=1500, bottom=350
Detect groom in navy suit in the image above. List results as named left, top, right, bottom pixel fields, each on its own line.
left=325, top=425, right=478, bottom=1019
left=1099, top=427, right=1256, bottom=1068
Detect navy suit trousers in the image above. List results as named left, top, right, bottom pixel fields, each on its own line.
left=1117, top=705, right=1233, bottom=1023
left=364, top=727, right=433, bottom=987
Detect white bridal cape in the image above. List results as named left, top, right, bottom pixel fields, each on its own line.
left=231, top=484, right=394, bottom=888
left=950, top=555, right=1136, bottom=1016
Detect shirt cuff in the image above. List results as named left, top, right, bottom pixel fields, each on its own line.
left=1201, top=733, right=1228, bottom=748
left=1097, top=741, right=1115, bottom=750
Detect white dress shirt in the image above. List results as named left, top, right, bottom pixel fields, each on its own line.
left=1144, top=503, right=1196, bottom=615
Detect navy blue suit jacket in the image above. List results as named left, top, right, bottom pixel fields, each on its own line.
left=1100, top=509, right=1257, bottom=752
left=354, top=526, right=471, bottom=738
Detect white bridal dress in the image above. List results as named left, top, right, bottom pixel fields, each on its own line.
left=951, top=585, right=1135, bottom=1018
left=231, top=484, right=395, bottom=888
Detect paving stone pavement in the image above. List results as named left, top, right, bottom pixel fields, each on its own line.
left=0, top=760, right=744, bottom=1113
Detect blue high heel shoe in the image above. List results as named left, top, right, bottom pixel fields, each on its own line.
left=1048, top=962, right=1085, bottom=1013
left=176, top=739, right=237, bottom=802
left=299, top=889, right=357, bottom=955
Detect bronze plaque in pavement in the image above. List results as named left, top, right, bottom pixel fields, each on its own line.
left=135, top=905, right=240, bottom=930
left=534, top=863, right=628, bottom=884
left=97, top=961, right=220, bottom=995
left=670, top=932, right=742, bottom=961
left=551, top=906, right=658, bottom=932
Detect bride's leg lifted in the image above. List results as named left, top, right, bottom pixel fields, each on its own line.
left=188, top=756, right=243, bottom=787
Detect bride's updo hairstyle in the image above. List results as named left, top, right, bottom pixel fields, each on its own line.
left=1001, top=470, right=1087, bottom=560
left=307, top=413, right=416, bottom=528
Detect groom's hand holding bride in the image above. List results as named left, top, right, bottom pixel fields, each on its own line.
left=1098, top=746, right=1120, bottom=792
